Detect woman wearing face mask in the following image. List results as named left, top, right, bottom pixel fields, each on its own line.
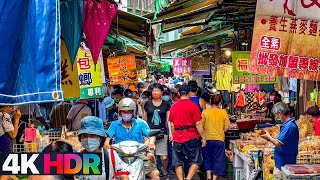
left=267, top=91, right=282, bottom=124
left=143, top=83, right=171, bottom=180
left=78, top=116, right=129, bottom=180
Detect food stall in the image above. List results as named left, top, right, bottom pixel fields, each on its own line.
left=230, top=115, right=320, bottom=180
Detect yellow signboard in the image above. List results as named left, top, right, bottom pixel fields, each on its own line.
left=60, top=40, right=80, bottom=100
left=76, top=43, right=103, bottom=99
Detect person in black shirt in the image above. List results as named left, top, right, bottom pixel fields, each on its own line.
left=143, top=83, right=171, bottom=180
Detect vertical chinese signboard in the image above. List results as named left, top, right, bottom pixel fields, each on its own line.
left=76, top=43, right=103, bottom=99
left=107, top=55, right=138, bottom=85
left=173, top=58, right=191, bottom=75
left=191, top=57, right=210, bottom=75
left=61, top=40, right=80, bottom=100
left=249, top=0, right=320, bottom=81
left=233, top=51, right=277, bottom=84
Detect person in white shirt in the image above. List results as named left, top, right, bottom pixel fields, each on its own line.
left=66, top=99, right=92, bottom=131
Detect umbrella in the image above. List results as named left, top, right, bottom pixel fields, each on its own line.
left=82, top=0, right=118, bottom=65
left=60, top=0, right=83, bottom=65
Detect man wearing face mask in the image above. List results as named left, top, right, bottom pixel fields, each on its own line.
left=107, top=98, right=160, bottom=180
left=260, top=102, right=298, bottom=179
left=112, top=88, right=124, bottom=104
left=162, top=86, right=173, bottom=105
left=78, top=116, right=129, bottom=180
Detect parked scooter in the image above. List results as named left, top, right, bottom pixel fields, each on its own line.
left=111, top=129, right=161, bottom=180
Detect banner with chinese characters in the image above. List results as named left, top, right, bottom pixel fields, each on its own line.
left=76, top=42, right=103, bottom=99
left=191, top=57, right=210, bottom=75
left=233, top=51, right=278, bottom=84
left=173, top=58, right=191, bottom=75
left=107, top=55, right=138, bottom=85
left=249, top=0, right=320, bottom=81
left=61, top=40, right=80, bottom=100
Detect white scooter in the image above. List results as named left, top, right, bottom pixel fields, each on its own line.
left=111, top=129, right=161, bottom=180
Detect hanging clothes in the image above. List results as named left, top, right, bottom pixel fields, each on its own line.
left=216, top=68, right=232, bottom=92
left=260, top=84, right=275, bottom=93
left=246, top=92, right=255, bottom=112
left=254, top=91, right=267, bottom=105
left=310, top=89, right=319, bottom=105
left=278, top=77, right=289, bottom=91
left=289, top=78, right=297, bottom=92
left=231, top=84, right=241, bottom=92
left=245, top=84, right=260, bottom=93
left=279, top=91, right=290, bottom=104
left=234, top=91, right=246, bottom=108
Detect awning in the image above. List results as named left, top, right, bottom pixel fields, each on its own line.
left=160, top=26, right=233, bottom=53
left=111, top=10, right=153, bottom=46
left=154, top=0, right=220, bottom=22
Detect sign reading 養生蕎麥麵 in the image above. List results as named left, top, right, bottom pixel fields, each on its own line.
left=233, top=51, right=278, bottom=84
left=76, top=41, right=103, bottom=99
left=249, top=0, right=320, bottom=81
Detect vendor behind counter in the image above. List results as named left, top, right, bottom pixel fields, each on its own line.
left=305, top=106, right=320, bottom=136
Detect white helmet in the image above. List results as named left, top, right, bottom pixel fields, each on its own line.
left=118, top=98, right=136, bottom=117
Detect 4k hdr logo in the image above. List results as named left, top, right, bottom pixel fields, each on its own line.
left=0, top=153, right=102, bottom=175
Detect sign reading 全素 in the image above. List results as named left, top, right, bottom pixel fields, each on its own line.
left=76, top=42, right=103, bottom=99
left=0, top=153, right=102, bottom=175
left=233, top=51, right=278, bottom=84
left=249, top=0, right=320, bottom=81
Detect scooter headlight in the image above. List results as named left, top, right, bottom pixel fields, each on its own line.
left=121, top=145, right=138, bottom=155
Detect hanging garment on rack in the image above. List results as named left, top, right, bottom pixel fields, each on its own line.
left=260, top=84, right=275, bottom=93
left=289, top=78, right=298, bottom=92
left=234, top=91, right=246, bottom=108
left=279, top=91, right=290, bottom=104
left=246, top=92, right=255, bottom=112
left=279, top=77, right=290, bottom=91
left=289, top=90, right=297, bottom=102
left=221, top=90, right=231, bottom=106
left=231, top=84, right=241, bottom=92
left=254, top=91, right=267, bottom=105
left=310, top=89, right=319, bottom=105
left=245, top=84, right=260, bottom=93
left=216, top=68, right=232, bottom=92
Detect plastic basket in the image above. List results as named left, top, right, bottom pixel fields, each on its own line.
left=12, top=142, right=48, bottom=153
left=236, top=120, right=258, bottom=130
left=42, top=131, right=61, bottom=142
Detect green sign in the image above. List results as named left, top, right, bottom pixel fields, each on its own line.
left=232, top=51, right=278, bottom=84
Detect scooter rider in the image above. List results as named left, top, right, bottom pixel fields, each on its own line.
left=107, top=98, right=160, bottom=180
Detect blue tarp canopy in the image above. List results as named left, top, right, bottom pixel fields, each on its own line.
left=0, top=0, right=62, bottom=105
